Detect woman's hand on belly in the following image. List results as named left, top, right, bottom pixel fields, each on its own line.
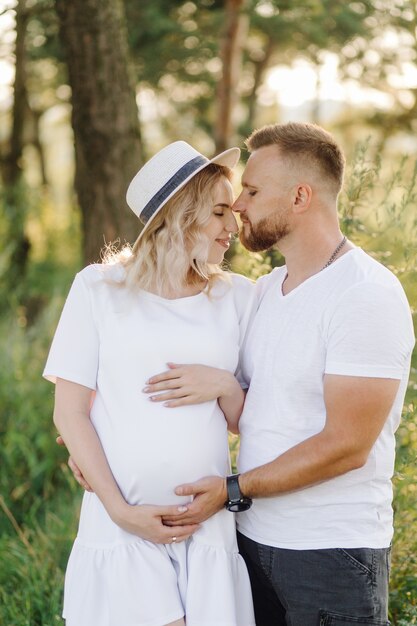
left=143, top=363, right=245, bottom=433
left=143, top=363, right=233, bottom=407
left=111, top=501, right=200, bottom=544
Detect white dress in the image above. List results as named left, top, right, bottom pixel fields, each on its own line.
left=44, top=264, right=256, bottom=626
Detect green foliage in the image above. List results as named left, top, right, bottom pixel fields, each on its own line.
left=326, top=143, right=417, bottom=623
left=229, top=240, right=274, bottom=280
left=0, top=500, right=77, bottom=625
left=0, top=183, right=30, bottom=302
left=248, top=0, right=376, bottom=56
left=123, top=0, right=385, bottom=145
left=5, top=0, right=416, bottom=162
left=390, top=402, right=417, bottom=620
left=338, top=139, right=417, bottom=303
left=0, top=221, right=80, bottom=622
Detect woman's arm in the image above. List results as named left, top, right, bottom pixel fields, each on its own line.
left=54, top=378, right=199, bottom=543
left=143, top=363, right=246, bottom=434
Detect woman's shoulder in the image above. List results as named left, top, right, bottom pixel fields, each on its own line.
left=255, top=266, right=285, bottom=297
left=228, top=271, right=255, bottom=290
left=211, top=271, right=255, bottom=311
left=76, top=262, right=126, bottom=287
left=211, top=271, right=254, bottom=300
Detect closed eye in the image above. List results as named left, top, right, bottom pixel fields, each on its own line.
left=213, top=203, right=231, bottom=217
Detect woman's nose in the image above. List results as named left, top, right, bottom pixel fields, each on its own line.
left=226, top=213, right=239, bottom=233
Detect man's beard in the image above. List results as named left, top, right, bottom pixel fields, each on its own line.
left=239, top=212, right=290, bottom=252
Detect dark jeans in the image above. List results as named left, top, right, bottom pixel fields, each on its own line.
left=237, top=531, right=391, bottom=626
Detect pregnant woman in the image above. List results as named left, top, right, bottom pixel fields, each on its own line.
left=44, top=141, right=255, bottom=626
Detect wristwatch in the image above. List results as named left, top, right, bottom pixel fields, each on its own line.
left=225, top=474, right=253, bottom=512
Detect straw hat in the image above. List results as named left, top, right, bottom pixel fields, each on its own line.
left=126, top=141, right=240, bottom=240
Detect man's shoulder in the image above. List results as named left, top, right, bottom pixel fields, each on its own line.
left=321, top=249, right=405, bottom=306
left=344, top=248, right=401, bottom=287
left=327, top=250, right=414, bottom=342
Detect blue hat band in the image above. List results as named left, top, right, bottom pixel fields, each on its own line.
left=140, top=155, right=209, bottom=225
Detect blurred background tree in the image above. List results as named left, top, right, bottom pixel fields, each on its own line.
left=55, top=0, right=143, bottom=261
left=0, top=0, right=416, bottom=623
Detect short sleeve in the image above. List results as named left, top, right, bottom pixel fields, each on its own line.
left=43, top=271, right=99, bottom=389
left=325, top=282, right=415, bottom=379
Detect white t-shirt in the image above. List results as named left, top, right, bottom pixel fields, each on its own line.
left=237, top=248, right=415, bottom=550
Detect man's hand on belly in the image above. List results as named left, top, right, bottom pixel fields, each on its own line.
left=162, top=476, right=227, bottom=526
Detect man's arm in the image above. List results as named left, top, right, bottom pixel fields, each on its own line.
left=162, top=374, right=400, bottom=525
left=239, top=374, right=399, bottom=496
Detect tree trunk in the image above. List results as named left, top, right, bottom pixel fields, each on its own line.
left=242, top=36, right=274, bottom=138
left=55, top=0, right=143, bottom=263
left=214, top=0, right=248, bottom=153
left=1, top=0, right=31, bottom=290
left=28, top=107, right=48, bottom=186
left=3, top=0, right=28, bottom=186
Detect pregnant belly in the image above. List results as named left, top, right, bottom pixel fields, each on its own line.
left=100, top=407, right=230, bottom=506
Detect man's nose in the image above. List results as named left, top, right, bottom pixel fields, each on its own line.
left=232, top=194, right=244, bottom=213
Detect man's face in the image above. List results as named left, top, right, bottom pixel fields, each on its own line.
left=233, top=145, right=295, bottom=252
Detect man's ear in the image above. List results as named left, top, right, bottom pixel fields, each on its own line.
left=292, top=184, right=312, bottom=214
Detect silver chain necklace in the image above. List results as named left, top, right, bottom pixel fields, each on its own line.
left=283, top=235, right=347, bottom=288
left=320, top=235, right=347, bottom=270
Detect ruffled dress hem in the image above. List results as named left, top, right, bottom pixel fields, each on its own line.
left=62, top=536, right=255, bottom=626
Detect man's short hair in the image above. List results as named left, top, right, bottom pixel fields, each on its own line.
left=245, top=122, right=345, bottom=194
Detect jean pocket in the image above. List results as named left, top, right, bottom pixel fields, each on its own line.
left=336, top=548, right=375, bottom=579
left=319, top=610, right=390, bottom=625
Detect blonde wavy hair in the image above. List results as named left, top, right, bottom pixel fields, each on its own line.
left=104, top=163, right=233, bottom=297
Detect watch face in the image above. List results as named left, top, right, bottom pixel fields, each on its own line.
left=227, top=499, right=252, bottom=512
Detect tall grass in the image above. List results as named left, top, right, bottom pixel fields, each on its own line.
left=0, top=264, right=81, bottom=624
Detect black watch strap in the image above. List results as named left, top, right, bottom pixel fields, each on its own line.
left=227, top=474, right=243, bottom=501
left=225, top=474, right=253, bottom=512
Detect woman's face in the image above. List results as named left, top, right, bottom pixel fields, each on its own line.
left=202, top=177, right=237, bottom=264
